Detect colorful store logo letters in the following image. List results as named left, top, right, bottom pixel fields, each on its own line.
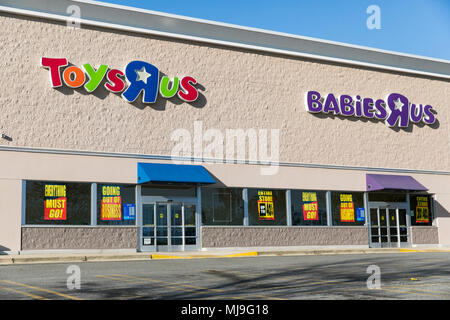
left=40, top=57, right=199, bottom=103
left=305, top=90, right=436, bottom=128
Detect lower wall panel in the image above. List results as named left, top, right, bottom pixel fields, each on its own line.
left=21, top=226, right=439, bottom=250
left=410, top=226, right=439, bottom=244
left=201, top=226, right=369, bottom=248
left=21, top=227, right=138, bottom=250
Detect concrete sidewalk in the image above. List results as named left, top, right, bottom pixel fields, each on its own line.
left=0, top=246, right=449, bottom=265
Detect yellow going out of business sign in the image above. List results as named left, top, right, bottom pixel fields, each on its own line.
left=340, top=194, right=355, bottom=222
left=101, top=185, right=122, bottom=221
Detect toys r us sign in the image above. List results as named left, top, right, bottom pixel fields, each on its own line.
left=41, top=58, right=199, bottom=104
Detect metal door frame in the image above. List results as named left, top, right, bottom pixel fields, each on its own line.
left=155, top=202, right=182, bottom=252
left=139, top=196, right=199, bottom=252
left=368, top=202, right=410, bottom=248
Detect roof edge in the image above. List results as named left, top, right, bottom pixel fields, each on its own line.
left=0, top=0, right=449, bottom=79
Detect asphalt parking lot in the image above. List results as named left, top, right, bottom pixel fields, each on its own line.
left=0, top=252, right=448, bottom=300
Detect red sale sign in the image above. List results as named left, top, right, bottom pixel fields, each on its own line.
left=44, top=197, right=67, bottom=220
left=303, top=201, right=319, bottom=221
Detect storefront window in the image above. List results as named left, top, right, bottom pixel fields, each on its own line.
left=201, top=187, right=244, bottom=225
left=25, top=181, right=91, bottom=225
left=291, top=190, right=327, bottom=226
left=248, top=189, right=287, bottom=226
left=331, top=192, right=365, bottom=226
left=410, top=195, right=433, bottom=226
left=97, top=184, right=136, bottom=225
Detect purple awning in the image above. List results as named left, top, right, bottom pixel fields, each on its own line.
left=366, top=174, right=428, bottom=192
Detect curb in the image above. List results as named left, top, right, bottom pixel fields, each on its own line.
left=256, top=249, right=399, bottom=256
left=150, top=251, right=258, bottom=260
left=257, top=248, right=450, bottom=257
left=399, top=248, right=450, bottom=253
left=0, top=248, right=448, bottom=265
left=0, top=254, right=153, bottom=265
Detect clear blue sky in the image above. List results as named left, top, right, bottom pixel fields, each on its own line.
left=99, top=0, right=450, bottom=61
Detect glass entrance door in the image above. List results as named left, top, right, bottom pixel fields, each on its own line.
left=168, top=203, right=183, bottom=249
left=387, top=208, right=399, bottom=247
left=141, top=201, right=198, bottom=251
left=156, top=203, right=169, bottom=248
left=142, top=203, right=155, bottom=247
left=369, top=205, right=410, bottom=248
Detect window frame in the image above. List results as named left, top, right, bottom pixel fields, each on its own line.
left=23, top=180, right=92, bottom=226
left=409, top=194, right=434, bottom=226
left=290, top=189, right=328, bottom=226
left=96, top=183, right=137, bottom=226
left=201, top=187, right=245, bottom=226
left=330, top=191, right=366, bottom=226
left=247, top=188, right=288, bottom=226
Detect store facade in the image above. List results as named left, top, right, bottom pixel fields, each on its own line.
left=0, top=0, right=448, bottom=253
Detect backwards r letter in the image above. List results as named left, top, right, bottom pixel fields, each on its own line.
left=122, top=61, right=159, bottom=104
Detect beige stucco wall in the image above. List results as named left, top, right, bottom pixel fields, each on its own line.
left=435, top=195, right=450, bottom=245
left=0, top=179, right=22, bottom=251
left=0, top=13, right=448, bottom=171
left=0, top=149, right=447, bottom=193
left=0, top=143, right=448, bottom=249
left=0, top=13, right=448, bottom=250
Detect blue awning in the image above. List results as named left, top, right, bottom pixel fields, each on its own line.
left=137, top=162, right=216, bottom=184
